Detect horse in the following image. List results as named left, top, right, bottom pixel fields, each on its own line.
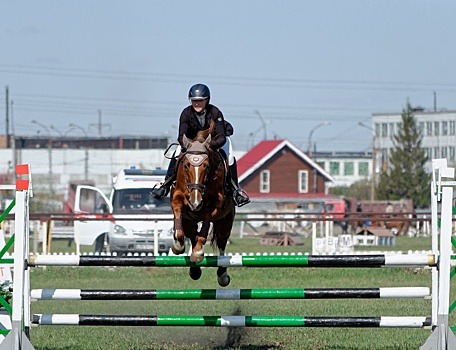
left=170, top=124, right=235, bottom=287
left=381, top=213, right=413, bottom=236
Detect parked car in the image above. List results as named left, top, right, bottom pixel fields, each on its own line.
left=73, top=167, right=174, bottom=254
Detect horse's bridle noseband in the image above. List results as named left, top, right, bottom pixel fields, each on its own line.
left=183, top=150, right=211, bottom=194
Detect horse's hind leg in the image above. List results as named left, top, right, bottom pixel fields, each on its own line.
left=189, top=266, right=202, bottom=280
left=214, top=221, right=232, bottom=287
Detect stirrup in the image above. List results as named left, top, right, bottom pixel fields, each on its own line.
left=151, top=184, right=168, bottom=200
left=234, top=189, right=250, bottom=207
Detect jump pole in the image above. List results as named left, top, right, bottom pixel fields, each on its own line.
left=31, top=314, right=432, bottom=328
left=30, top=287, right=431, bottom=300
left=28, top=253, right=436, bottom=268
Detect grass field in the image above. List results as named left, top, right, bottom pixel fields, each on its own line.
left=24, top=235, right=455, bottom=349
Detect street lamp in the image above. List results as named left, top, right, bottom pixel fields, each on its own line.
left=68, top=123, right=89, bottom=180
left=359, top=122, right=377, bottom=201
left=307, top=122, right=331, bottom=157
left=50, top=125, right=64, bottom=138
left=31, top=120, right=54, bottom=195
left=68, top=123, right=88, bottom=137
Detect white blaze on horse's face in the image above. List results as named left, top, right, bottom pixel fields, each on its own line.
left=184, top=152, right=209, bottom=211
left=182, top=135, right=212, bottom=211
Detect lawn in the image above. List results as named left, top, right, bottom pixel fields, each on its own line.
left=24, top=235, right=451, bottom=350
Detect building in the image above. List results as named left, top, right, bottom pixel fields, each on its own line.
left=237, top=140, right=335, bottom=209
left=372, top=108, right=456, bottom=170
left=313, top=151, right=373, bottom=188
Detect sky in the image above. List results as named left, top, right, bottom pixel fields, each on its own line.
left=1, top=1, right=456, bottom=153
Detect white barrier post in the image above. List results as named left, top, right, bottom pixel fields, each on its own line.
left=0, top=164, right=35, bottom=350
left=420, top=159, right=456, bottom=350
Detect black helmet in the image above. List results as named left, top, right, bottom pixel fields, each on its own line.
left=188, top=84, right=210, bottom=102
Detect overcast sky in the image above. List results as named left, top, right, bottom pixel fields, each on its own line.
left=1, top=1, right=455, bottom=152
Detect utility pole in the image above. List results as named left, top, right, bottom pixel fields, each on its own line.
left=89, top=109, right=111, bottom=137
left=5, top=86, right=9, bottom=142
left=359, top=122, right=376, bottom=201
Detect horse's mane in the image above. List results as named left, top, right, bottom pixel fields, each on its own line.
left=195, top=119, right=216, bottom=142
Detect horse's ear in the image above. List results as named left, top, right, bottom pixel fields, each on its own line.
left=183, top=134, right=191, bottom=149
left=204, top=134, right=212, bottom=149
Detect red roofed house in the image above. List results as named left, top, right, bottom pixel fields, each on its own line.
left=237, top=139, right=334, bottom=207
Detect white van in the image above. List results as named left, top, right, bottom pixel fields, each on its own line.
left=73, top=167, right=174, bottom=254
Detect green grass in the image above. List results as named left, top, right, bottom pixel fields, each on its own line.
left=21, top=235, right=450, bottom=349
left=27, top=265, right=450, bottom=347
left=29, top=266, right=436, bottom=350
left=40, top=234, right=433, bottom=255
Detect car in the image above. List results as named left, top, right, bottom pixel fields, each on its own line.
left=73, top=167, right=174, bottom=254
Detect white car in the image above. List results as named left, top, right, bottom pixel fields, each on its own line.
left=73, top=168, right=174, bottom=254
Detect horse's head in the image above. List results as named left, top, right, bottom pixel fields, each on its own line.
left=180, top=134, right=212, bottom=211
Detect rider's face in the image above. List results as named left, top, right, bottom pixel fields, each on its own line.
left=191, top=98, right=208, bottom=113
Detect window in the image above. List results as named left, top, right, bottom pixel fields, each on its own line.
left=358, top=162, right=369, bottom=176
left=434, top=147, right=440, bottom=159
left=450, top=121, right=455, bottom=135
left=344, top=162, right=354, bottom=176
left=374, top=123, right=380, bottom=138
left=450, top=147, right=455, bottom=161
left=418, top=122, right=425, bottom=135
left=79, top=188, right=107, bottom=213
left=298, top=170, right=309, bottom=193
left=260, top=170, right=270, bottom=193
left=381, top=123, right=388, bottom=137
left=329, top=162, right=340, bottom=175
left=434, top=122, right=440, bottom=136
left=426, top=122, right=433, bottom=136
left=388, top=123, right=395, bottom=136
left=442, top=121, right=448, bottom=136
left=442, top=147, right=448, bottom=158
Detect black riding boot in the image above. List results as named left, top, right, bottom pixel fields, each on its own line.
left=230, top=159, right=250, bottom=207
left=151, top=157, right=177, bottom=200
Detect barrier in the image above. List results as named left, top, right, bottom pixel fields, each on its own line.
left=3, top=159, right=456, bottom=349
left=31, top=314, right=432, bottom=328
left=28, top=253, right=435, bottom=268
left=0, top=164, right=34, bottom=350
left=30, top=287, right=431, bottom=300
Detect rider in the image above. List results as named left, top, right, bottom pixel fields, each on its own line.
left=151, top=83, right=250, bottom=207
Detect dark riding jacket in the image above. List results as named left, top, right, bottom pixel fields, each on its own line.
left=178, top=104, right=228, bottom=149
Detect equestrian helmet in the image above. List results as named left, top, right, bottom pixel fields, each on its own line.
left=188, top=84, right=210, bottom=102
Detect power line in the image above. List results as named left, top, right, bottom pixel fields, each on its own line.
left=2, top=63, right=456, bottom=92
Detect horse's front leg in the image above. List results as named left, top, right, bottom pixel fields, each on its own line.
left=171, top=199, right=185, bottom=255
left=190, top=220, right=210, bottom=263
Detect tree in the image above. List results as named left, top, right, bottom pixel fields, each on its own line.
left=330, top=179, right=372, bottom=200
left=376, top=103, right=431, bottom=208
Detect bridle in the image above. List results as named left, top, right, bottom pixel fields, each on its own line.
left=182, top=148, right=223, bottom=195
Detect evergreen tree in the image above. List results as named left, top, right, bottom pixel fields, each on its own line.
left=376, top=103, right=431, bottom=208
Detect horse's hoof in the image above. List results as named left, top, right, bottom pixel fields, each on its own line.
left=217, top=273, right=231, bottom=287
left=189, top=267, right=202, bottom=280
left=171, top=242, right=185, bottom=255
left=190, top=253, right=204, bottom=263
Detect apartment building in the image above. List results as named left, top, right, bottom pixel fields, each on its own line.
left=372, top=108, right=456, bottom=170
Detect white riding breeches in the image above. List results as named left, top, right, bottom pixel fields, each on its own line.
left=221, top=137, right=234, bottom=165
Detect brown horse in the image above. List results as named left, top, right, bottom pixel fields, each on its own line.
left=381, top=213, right=412, bottom=236
left=170, top=124, right=235, bottom=287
